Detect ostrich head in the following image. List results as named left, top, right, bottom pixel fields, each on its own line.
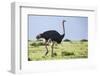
left=36, top=33, right=43, bottom=39
left=63, top=20, right=66, bottom=23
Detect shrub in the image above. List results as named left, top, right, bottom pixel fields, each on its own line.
left=30, top=42, right=37, bottom=47
left=30, top=42, right=46, bottom=47
left=61, top=51, right=74, bottom=56
left=53, top=52, right=57, bottom=56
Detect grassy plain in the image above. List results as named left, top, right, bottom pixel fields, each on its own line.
left=28, top=40, right=88, bottom=61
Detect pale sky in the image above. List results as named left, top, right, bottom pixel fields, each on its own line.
left=28, top=15, right=88, bottom=40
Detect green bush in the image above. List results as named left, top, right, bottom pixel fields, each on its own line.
left=30, top=42, right=37, bottom=47
left=30, top=42, right=45, bottom=47
left=61, top=51, right=74, bottom=56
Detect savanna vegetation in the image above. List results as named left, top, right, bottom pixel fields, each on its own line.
left=28, top=40, right=88, bottom=61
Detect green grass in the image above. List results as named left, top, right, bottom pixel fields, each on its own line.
left=28, top=40, right=88, bottom=61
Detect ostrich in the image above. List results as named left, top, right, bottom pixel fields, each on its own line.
left=36, top=20, right=66, bottom=57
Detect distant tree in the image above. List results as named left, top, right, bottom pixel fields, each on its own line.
left=63, top=39, right=71, bottom=42
left=80, top=39, right=88, bottom=42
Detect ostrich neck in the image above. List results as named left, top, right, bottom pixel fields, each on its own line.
left=62, top=21, right=65, bottom=35
left=60, top=21, right=65, bottom=40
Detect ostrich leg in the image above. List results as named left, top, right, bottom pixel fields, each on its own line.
left=51, top=41, right=55, bottom=57
left=45, top=41, right=49, bottom=56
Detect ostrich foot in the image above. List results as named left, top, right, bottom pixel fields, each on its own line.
left=42, top=51, right=48, bottom=58
left=51, top=53, right=57, bottom=57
